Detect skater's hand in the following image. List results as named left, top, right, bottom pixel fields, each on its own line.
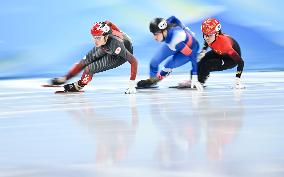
left=191, top=75, right=203, bottom=91
left=197, top=50, right=206, bottom=62
left=234, top=77, right=245, bottom=89
left=125, top=80, right=137, bottom=94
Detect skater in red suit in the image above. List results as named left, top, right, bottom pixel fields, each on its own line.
left=198, top=18, right=245, bottom=89
left=50, top=20, right=138, bottom=94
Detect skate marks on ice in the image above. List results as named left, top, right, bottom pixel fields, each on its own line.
left=55, top=90, right=85, bottom=94
left=41, top=84, right=62, bottom=88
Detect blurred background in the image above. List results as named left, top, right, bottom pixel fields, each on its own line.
left=0, top=0, right=283, bottom=79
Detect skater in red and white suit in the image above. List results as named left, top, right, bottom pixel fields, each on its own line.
left=198, top=18, right=245, bottom=89
left=50, top=21, right=138, bottom=94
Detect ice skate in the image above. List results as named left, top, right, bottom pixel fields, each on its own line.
left=136, top=78, right=160, bottom=89
left=55, top=82, right=84, bottom=94
left=63, top=82, right=83, bottom=92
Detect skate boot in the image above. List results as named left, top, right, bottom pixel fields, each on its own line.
left=137, top=77, right=160, bottom=88
left=63, top=82, right=83, bottom=92
left=50, top=77, right=67, bottom=85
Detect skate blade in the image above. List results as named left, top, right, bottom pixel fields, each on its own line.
left=55, top=90, right=85, bottom=94
left=42, top=84, right=62, bottom=87
left=169, top=85, right=191, bottom=89
left=169, top=85, right=206, bottom=89
left=136, top=86, right=159, bottom=89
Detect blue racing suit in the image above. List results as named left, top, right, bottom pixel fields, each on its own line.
left=149, top=16, right=199, bottom=78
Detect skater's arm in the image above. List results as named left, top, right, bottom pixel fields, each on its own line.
left=169, top=30, right=192, bottom=56
left=65, top=47, right=106, bottom=80
left=65, top=61, right=85, bottom=80
left=167, top=16, right=196, bottom=36
left=110, top=37, right=137, bottom=80
left=167, top=16, right=186, bottom=29
left=191, top=59, right=198, bottom=75
left=175, top=41, right=192, bottom=56
left=105, top=20, right=121, bottom=32
left=125, top=50, right=138, bottom=80
left=227, top=49, right=244, bottom=78
left=105, top=20, right=125, bottom=39
left=219, top=36, right=244, bottom=78
left=124, top=51, right=138, bottom=94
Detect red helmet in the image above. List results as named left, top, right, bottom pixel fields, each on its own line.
left=201, top=18, right=221, bottom=35
left=91, top=22, right=111, bottom=36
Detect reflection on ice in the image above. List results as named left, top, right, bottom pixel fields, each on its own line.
left=0, top=72, right=284, bottom=177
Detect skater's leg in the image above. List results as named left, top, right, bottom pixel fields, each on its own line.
left=50, top=61, right=84, bottom=85
left=51, top=47, right=105, bottom=85
left=164, top=52, right=191, bottom=69
left=219, top=56, right=238, bottom=70
left=198, top=50, right=238, bottom=84
left=163, top=39, right=199, bottom=75
left=156, top=53, right=189, bottom=79
left=63, top=65, right=93, bottom=92
left=149, top=44, right=175, bottom=78
left=137, top=53, right=191, bottom=87
left=51, top=51, right=94, bottom=85
left=137, top=44, right=175, bottom=88
left=64, top=49, right=105, bottom=81
left=197, top=51, right=221, bottom=84
left=64, top=55, right=127, bottom=92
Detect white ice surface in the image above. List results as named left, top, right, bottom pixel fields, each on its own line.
left=0, top=72, right=284, bottom=177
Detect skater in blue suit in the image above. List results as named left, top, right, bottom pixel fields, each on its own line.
left=137, top=16, right=203, bottom=90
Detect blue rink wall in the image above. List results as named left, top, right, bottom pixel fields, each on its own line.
left=0, top=0, right=283, bottom=79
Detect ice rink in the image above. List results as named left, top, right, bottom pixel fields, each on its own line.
left=0, top=72, right=284, bottom=177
